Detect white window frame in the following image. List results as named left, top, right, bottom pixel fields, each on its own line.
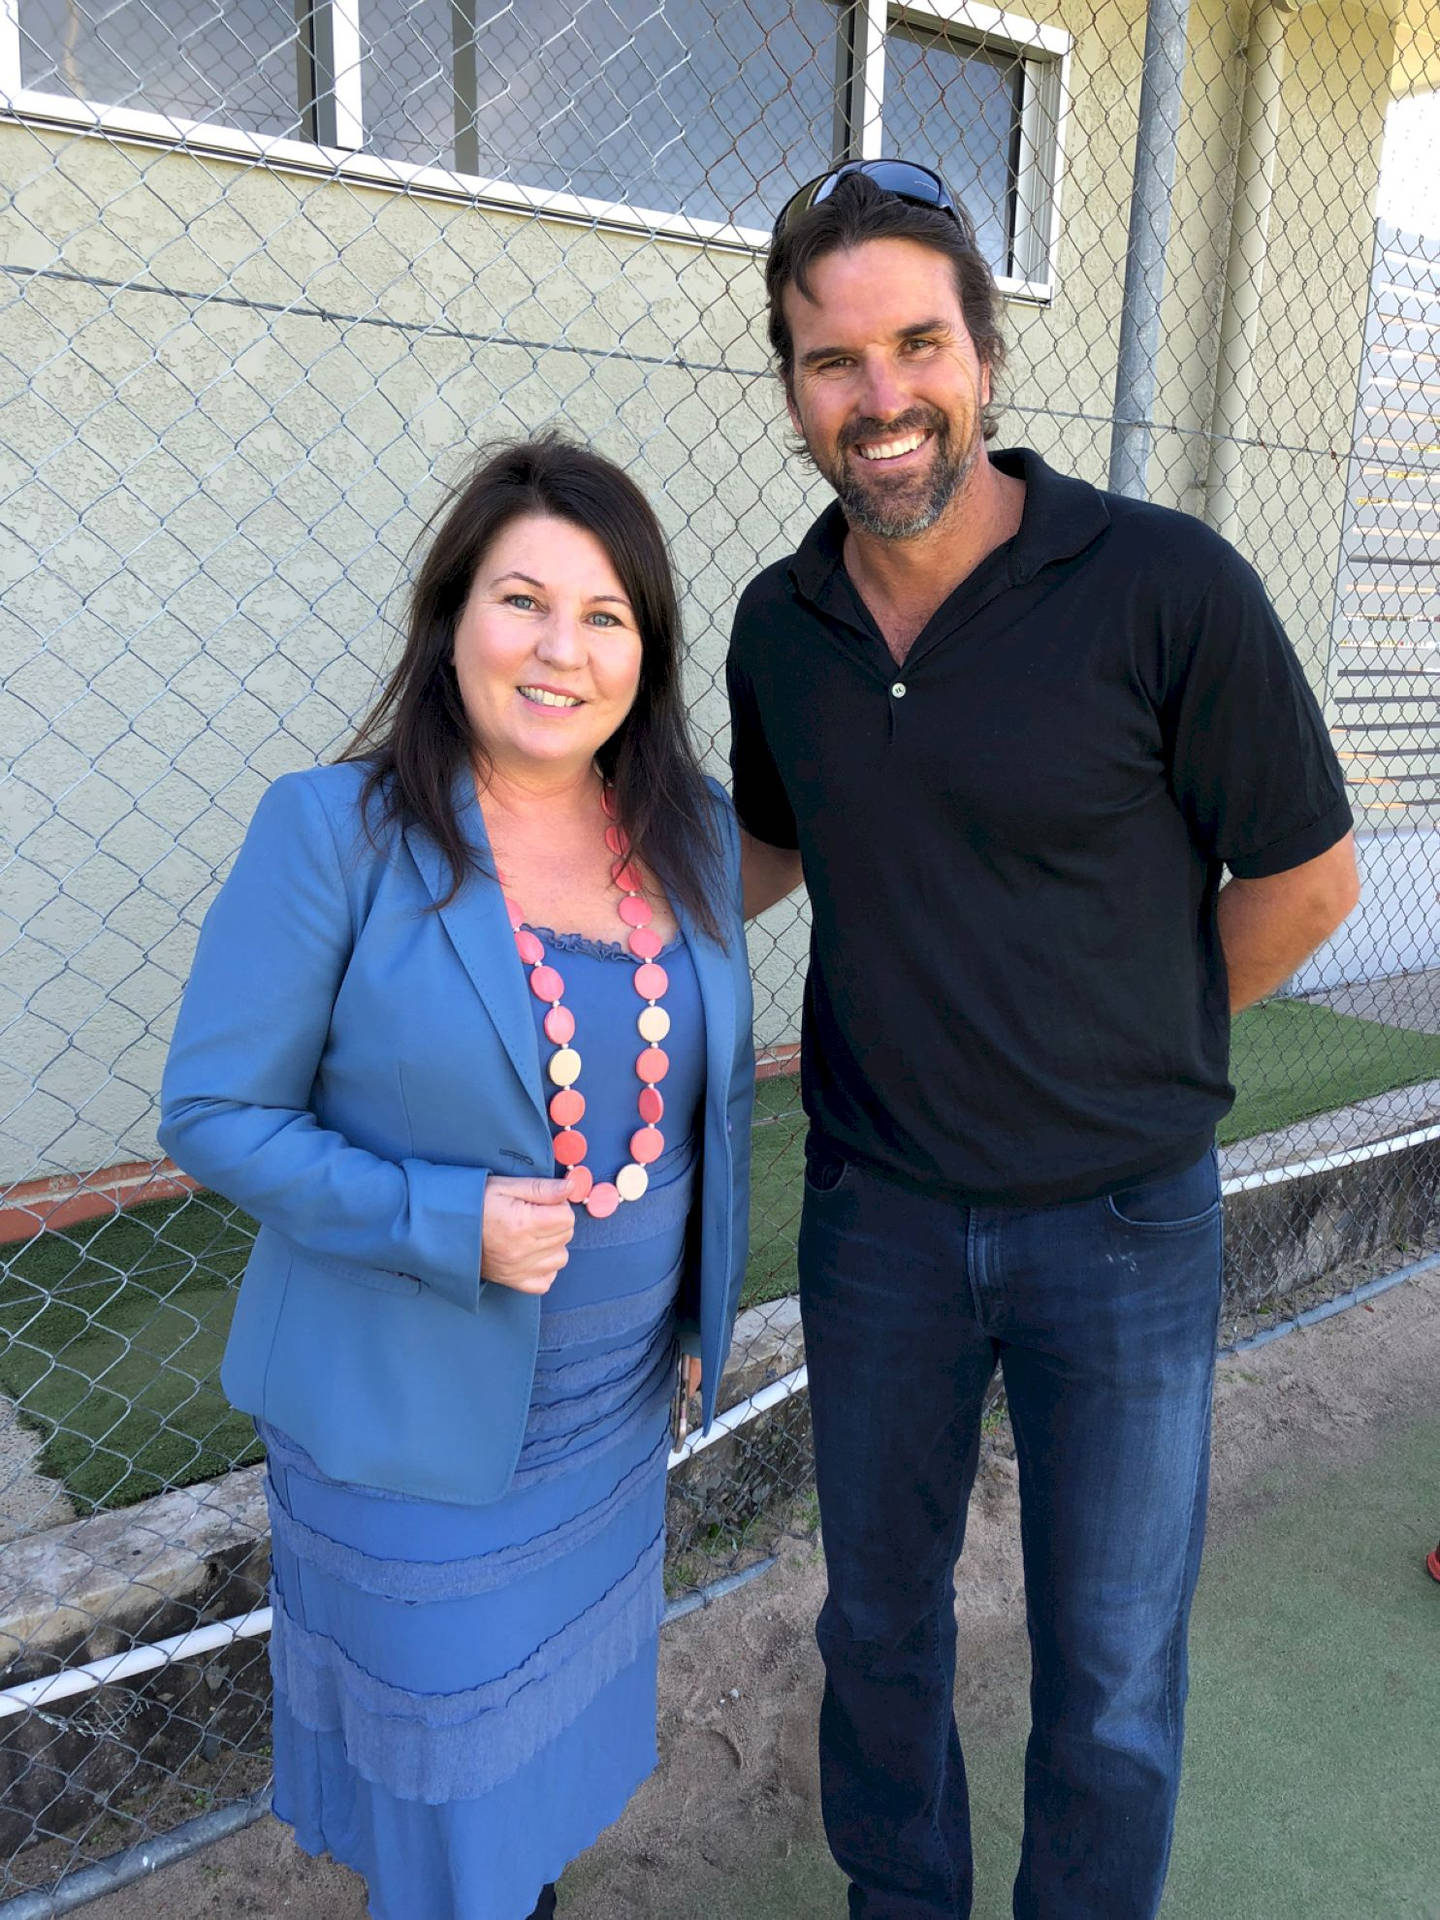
left=0, top=0, right=1068, bottom=291
left=852, top=0, right=1070, bottom=300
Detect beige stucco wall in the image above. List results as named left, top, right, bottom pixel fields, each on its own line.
left=0, top=0, right=1400, bottom=1181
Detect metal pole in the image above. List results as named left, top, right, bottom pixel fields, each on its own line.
left=1108, top=0, right=1194, bottom=500
left=0, top=1792, right=273, bottom=1920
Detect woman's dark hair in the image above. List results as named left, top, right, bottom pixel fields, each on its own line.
left=766, top=171, right=1007, bottom=439
left=343, top=435, right=725, bottom=939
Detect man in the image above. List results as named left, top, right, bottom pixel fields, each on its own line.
left=726, top=161, right=1359, bottom=1920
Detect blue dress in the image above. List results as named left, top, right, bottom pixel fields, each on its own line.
left=259, top=926, right=704, bottom=1919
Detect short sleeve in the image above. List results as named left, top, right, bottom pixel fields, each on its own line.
left=1165, top=550, right=1353, bottom=879
left=726, top=611, right=799, bottom=852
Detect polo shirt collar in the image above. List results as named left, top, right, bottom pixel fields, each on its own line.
left=787, top=446, right=1111, bottom=605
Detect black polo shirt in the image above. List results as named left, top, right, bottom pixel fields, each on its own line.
left=727, top=448, right=1353, bottom=1208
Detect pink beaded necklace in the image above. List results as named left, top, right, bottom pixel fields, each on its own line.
left=503, top=787, right=669, bottom=1220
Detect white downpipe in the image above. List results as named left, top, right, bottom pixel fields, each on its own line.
left=1204, top=0, right=1299, bottom=541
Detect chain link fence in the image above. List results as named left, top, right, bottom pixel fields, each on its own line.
left=1, top=0, right=1437, bottom=1902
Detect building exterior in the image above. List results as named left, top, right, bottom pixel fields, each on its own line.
left=1, top=0, right=1437, bottom=1189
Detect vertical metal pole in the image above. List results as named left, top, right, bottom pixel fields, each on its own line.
left=1107, top=0, right=1194, bottom=500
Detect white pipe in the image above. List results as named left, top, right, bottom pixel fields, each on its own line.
left=1219, top=1120, right=1440, bottom=1193
left=0, top=1608, right=273, bottom=1722
left=1204, top=0, right=1299, bottom=541
left=667, top=1362, right=810, bottom=1470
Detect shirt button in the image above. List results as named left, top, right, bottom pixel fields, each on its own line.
left=891, top=681, right=907, bottom=698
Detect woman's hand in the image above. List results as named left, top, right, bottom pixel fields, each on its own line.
left=480, top=1175, right=578, bottom=1294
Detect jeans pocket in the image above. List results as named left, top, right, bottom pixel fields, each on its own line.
left=803, top=1137, right=851, bottom=1196
left=1104, top=1149, right=1220, bottom=1231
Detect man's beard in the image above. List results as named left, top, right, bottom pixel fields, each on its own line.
left=817, top=408, right=979, bottom=540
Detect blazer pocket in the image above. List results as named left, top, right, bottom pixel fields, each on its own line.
left=304, top=1249, right=423, bottom=1297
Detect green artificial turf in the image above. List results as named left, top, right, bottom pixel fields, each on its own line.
left=0, top=1191, right=263, bottom=1511
left=1224, top=996, right=1440, bottom=1143
left=5, top=995, right=1438, bottom=1514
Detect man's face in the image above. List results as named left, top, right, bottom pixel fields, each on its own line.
left=782, top=237, right=991, bottom=540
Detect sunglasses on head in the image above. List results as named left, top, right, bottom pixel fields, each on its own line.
left=771, top=159, right=961, bottom=243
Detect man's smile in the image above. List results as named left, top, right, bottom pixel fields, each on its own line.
left=852, top=428, right=933, bottom=464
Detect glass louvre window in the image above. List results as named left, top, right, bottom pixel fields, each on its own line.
left=359, top=0, right=453, bottom=169
left=19, top=0, right=305, bottom=138
left=11, top=0, right=1064, bottom=280
left=880, top=22, right=1023, bottom=278
left=445, top=0, right=837, bottom=229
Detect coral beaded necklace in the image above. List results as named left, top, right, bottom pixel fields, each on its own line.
left=502, top=787, right=670, bottom=1219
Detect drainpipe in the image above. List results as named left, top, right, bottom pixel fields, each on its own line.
left=1108, top=0, right=1195, bottom=500
left=1204, top=0, right=1302, bottom=542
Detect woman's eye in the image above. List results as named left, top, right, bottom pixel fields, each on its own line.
left=588, top=610, right=621, bottom=627
left=505, top=593, right=536, bottom=610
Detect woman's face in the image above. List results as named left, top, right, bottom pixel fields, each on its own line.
left=452, top=513, right=645, bottom=784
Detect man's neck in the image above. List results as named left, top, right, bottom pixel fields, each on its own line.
left=841, top=455, right=1027, bottom=664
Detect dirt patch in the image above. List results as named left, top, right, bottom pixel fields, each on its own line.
left=67, top=1266, right=1440, bottom=1919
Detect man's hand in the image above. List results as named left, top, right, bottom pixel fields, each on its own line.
left=1219, top=832, right=1361, bottom=1013
left=741, top=828, right=805, bottom=919
left=480, top=1175, right=578, bottom=1294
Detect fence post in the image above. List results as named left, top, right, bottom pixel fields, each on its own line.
left=1108, top=0, right=1194, bottom=501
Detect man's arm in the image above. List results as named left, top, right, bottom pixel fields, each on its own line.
left=741, top=828, right=805, bottom=920
left=1217, top=832, right=1360, bottom=1013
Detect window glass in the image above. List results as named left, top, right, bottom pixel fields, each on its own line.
left=19, top=0, right=303, bottom=137
left=444, top=0, right=836, bottom=229
left=361, top=0, right=454, bottom=169
left=881, top=23, right=1022, bottom=276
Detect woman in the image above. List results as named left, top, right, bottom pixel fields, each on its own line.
left=159, top=437, right=754, bottom=1919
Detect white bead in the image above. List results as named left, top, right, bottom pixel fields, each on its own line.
left=637, top=1005, right=671, bottom=1042
left=548, top=1047, right=582, bottom=1086
left=615, top=1162, right=649, bottom=1202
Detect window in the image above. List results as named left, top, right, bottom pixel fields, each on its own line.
left=881, top=25, right=1022, bottom=280
left=848, top=1, right=1070, bottom=289
left=18, top=0, right=304, bottom=138
left=436, top=0, right=838, bottom=231
left=4, top=0, right=1069, bottom=286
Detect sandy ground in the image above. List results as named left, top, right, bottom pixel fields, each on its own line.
left=79, top=1263, right=1440, bottom=1920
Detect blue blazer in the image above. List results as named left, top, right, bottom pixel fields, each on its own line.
left=158, top=762, right=754, bottom=1506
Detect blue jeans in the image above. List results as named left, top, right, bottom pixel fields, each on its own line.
left=798, top=1142, right=1223, bottom=1920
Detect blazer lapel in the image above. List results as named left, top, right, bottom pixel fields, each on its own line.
left=403, top=775, right=547, bottom=1127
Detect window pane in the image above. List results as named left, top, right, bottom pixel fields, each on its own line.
left=881, top=23, right=1021, bottom=276
left=438, top=0, right=836, bottom=229
left=19, top=0, right=303, bottom=137
left=362, top=0, right=454, bottom=168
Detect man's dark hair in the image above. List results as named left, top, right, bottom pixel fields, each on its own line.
left=343, top=433, right=724, bottom=936
left=765, top=171, right=1007, bottom=439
